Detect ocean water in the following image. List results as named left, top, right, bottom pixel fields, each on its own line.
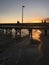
left=1, top=29, right=48, bottom=65
left=3, top=29, right=42, bottom=41
left=1, top=28, right=49, bottom=41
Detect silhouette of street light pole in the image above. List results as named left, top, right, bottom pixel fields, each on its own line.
left=22, top=6, right=25, bottom=23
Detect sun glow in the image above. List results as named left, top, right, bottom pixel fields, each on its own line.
left=32, top=19, right=42, bottom=23
left=32, top=17, right=43, bottom=23
left=33, top=20, right=41, bottom=23
left=23, top=17, right=42, bottom=23
left=32, top=30, right=42, bottom=41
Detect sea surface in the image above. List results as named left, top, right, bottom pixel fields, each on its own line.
left=3, top=29, right=42, bottom=41
left=0, top=29, right=49, bottom=65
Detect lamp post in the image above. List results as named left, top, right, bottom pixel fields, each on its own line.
left=22, top=6, right=25, bottom=23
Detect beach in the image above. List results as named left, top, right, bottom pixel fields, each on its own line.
left=36, top=35, right=49, bottom=65
left=0, top=33, right=49, bottom=65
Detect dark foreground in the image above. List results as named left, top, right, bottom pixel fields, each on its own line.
left=36, top=35, right=49, bottom=65
left=0, top=34, right=49, bottom=65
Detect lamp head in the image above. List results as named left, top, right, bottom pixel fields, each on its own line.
left=22, top=6, right=25, bottom=8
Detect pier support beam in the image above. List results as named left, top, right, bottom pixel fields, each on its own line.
left=0, top=29, right=4, bottom=36
left=19, top=29, right=21, bottom=37
left=44, top=20, right=47, bottom=35
left=28, top=29, right=32, bottom=39
left=9, top=29, right=12, bottom=37
left=5, top=29, right=12, bottom=37
left=45, top=29, right=47, bottom=35
left=15, top=29, right=17, bottom=38
left=15, top=29, right=21, bottom=38
left=6, top=29, right=8, bottom=36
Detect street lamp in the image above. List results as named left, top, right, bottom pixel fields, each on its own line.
left=22, top=6, right=25, bottom=23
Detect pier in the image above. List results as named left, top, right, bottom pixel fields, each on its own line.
left=0, top=21, right=49, bottom=38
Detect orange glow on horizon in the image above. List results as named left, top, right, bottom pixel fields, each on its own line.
left=0, top=17, right=17, bottom=23
left=32, top=20, right=41, bottom=23
left=32, top=18, right=42, bottom=23
left=0, top=17, right=43, bottom=23
left=24, top=17, right=42, bottom=23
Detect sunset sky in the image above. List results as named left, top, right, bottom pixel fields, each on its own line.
left=0, top=0, right=49, bottom=23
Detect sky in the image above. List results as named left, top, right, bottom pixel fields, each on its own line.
left=0, top=0, right=49, bottom=23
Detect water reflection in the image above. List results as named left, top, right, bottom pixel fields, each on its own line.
left=3, top=28, right=42, bottom=42
left=12, top=29, right=16, bottom=38
left=32, top=29, right=42, bottom=52
left=32, top=30, right=42, bottom=41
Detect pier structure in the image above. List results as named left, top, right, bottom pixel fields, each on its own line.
left=0, top=20, right=49, bottom=38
